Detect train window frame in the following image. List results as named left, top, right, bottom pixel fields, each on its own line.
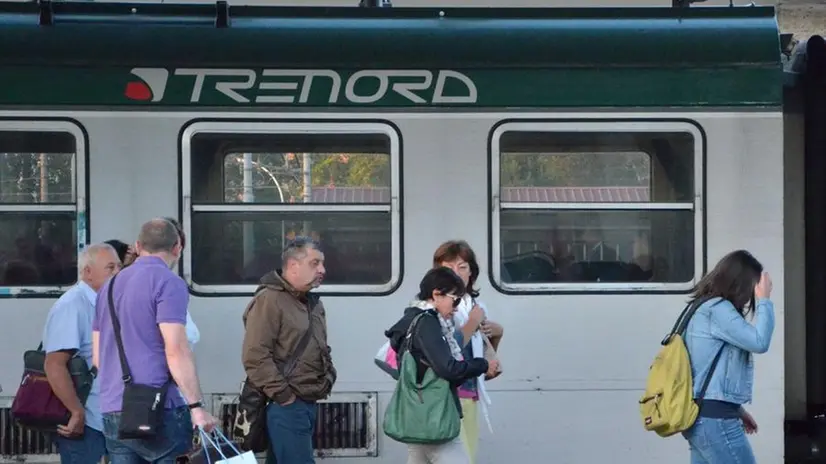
left=489, top=120, right=704, bottom=293
left=180, top=121, right=401, bottom=295
left=0, top=119, right=88, bottom=293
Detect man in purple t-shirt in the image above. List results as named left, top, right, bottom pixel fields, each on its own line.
left=92, top=218, right=217, bottom=463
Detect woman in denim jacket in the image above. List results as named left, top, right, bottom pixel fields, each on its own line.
left=682, top=250, right=775, bottom=464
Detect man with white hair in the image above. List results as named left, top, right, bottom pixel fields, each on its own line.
left=42, top=243, right=121, bottom=464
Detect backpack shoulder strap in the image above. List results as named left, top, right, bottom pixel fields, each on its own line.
left=672, top=295, right=726, bottom=402
left=662, top=296, right=715, bottom=345
left=697, top=345, right=725, bottom=402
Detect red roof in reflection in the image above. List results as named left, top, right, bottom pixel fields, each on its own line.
left=310, top=186, right=650, bottom=203
left=501, top=186, right=649, bottom=202
left=310, top=186, right=391, bottom=203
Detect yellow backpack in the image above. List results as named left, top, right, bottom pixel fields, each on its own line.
left=639, top=297, right=723, bottom=437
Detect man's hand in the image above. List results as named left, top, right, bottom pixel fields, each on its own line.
left=57, top=409, right=85, bottom=438
left=191, top=407, right=218, bottom=433
left=280, top=394, right=297, bottom=406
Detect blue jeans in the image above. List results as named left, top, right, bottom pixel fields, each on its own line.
left=683, top=417, right=756, bottom=464
left=55, top=426, right=107, bottom=464
left=264, top=399, right=317, bottom=464
left=102, top=406, right=193, bottom=464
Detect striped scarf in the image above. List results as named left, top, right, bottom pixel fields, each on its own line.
left=412, top=299, right=464, bottom=361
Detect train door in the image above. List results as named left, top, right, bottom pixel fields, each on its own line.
left=785, top=34, right=826, bottom=464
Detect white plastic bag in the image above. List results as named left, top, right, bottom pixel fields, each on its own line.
left=374, top=340, right=399, bottom=380
left=199, top=427, right=257, bottom=464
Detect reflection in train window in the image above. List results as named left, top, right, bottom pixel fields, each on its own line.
left=0, top=126, right=84, bottom=289
left=491, top=122, right=702, bottom=292
left=182, top=122, right=401, bottom=294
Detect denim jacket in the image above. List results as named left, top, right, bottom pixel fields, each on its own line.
left=683, top=296, right=775, bottom=405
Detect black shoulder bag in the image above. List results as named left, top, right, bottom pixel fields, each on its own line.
left=234, top=296, right=317, bottom=455
left=107, top=274, right=172, bottom=439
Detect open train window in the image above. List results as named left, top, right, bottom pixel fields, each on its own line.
left=0, top=121, right=87, bottom=292
left=490, top=121, right=702, bottom=293
left=182, top=121, right=401, bottom=295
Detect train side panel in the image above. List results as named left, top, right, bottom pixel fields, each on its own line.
left=0, top=110, right=783, bottom=463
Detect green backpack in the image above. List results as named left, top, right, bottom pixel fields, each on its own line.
left=382, top=311, right=461, bottom=444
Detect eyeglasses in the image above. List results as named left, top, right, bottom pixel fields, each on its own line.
left=445, top=294, right=461, bottom=307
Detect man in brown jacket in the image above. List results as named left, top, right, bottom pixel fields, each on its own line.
left=241, top=237, right=336, bottom=464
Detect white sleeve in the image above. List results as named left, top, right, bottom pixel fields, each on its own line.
left=477, top=299, right=490, bottom=318
left=185, top=311, right=200, bottom=346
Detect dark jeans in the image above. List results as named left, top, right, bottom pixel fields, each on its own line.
left=264, top=399, right=317, bottom=464
left=55, top=426, right=107, bottom=464
left=102, top=406, right=193, bottom=464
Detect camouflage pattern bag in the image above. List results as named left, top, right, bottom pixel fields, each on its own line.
left=233, top=379, right=269, bottom=454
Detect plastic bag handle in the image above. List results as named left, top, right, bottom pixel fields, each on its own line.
left=199, top=428, right=213, bottom=464
left=211, top=427, right=243, bottom=456
left=199, top=427, right=229, bottom=460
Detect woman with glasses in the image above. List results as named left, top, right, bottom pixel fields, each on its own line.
left=384, top=267, right=499, bottom=463
left=432, top=240, right=504, bottom=464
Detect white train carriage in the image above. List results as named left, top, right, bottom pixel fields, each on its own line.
left=0, top=1, right=819, bottom=463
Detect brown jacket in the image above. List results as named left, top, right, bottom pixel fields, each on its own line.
left=241, top=271, right=336, bottom=404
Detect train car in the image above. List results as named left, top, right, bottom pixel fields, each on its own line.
left=0, top=2, right=800, bottom=462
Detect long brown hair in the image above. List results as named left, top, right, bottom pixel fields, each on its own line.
left=432, top=240, right=480, bottom=298
left=690, top=249, right=763, bottom=316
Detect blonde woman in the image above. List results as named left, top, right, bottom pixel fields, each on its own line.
left=432, top=240, right=504, bottom=464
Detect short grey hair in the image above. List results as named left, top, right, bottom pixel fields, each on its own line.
left=282, top=236, right=320, bottom=264
left=78, top=243, right=117, bottom=276
left=138, top=218, right=180, bottom=254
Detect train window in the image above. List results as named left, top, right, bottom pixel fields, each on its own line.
left=182, top=122, right=400, bottom=294
left=0, top=122, right=87, bottom=290
left=491, top=121, right=702, bottom=292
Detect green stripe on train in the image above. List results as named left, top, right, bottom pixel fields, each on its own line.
left=0, top=4, right=783, bottom=107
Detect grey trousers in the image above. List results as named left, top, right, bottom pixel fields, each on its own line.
left=407, top=437, right=470, bottom=464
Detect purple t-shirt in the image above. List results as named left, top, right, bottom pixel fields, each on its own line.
left=93, top=256, right=189, bottom=414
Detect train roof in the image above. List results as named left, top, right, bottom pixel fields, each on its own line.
left=0, top=3, right=783, bottom=108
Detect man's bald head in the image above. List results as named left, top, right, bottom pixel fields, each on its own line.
left=137, top=218, right=180, bottom=254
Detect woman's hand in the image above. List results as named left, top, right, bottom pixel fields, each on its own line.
left=741, top=409, right=758, bottom=434
left=754, top=272, right=772, bottom=300
left=124, top=245, right=138, bottom=266
left=481, top=320, right=503, bottom=338
left=468, top=304, right=485, bottom=330
left=486, top=359, right=500, bottom=378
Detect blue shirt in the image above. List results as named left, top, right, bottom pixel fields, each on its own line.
left=93, top=256, right=189, bottom=414
left=453, top=331, right=478, bottom=393
left=684, top=296, right=775, bottom=405
left=42, top=281, right=102, bottom=431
